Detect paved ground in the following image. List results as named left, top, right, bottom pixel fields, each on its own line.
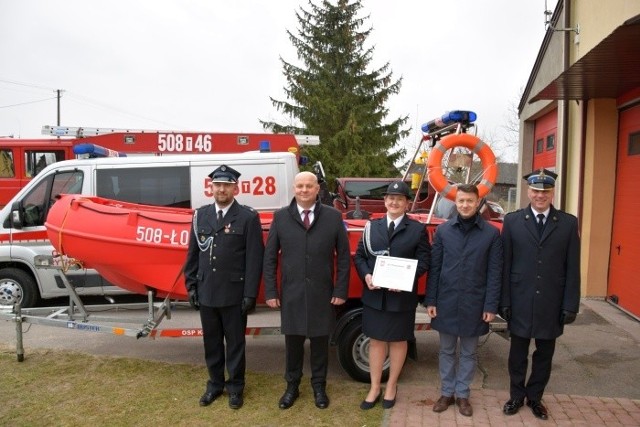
left=383, top=299, right=640, bottom=426
left=385, top=388, right=640, bottom=426
left=2, top=297, right=639, bottom=425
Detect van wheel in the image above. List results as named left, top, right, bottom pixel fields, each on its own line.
left=0, top=268, right=39, bottom=308
left=337, top=317, right=390, bottom=383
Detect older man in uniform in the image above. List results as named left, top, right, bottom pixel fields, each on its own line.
left=500, top=169, right=580, bottom=420
left=184, top=164, right=264, bottom=410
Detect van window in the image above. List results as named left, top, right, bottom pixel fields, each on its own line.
left=21, top=170, right=83, bottom=227
left=25, top=150, right=66, bottom=177
left=96, top=166, right=190, bottom=208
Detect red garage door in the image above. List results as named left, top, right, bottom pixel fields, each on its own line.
left=608, top=103, right=640, bottom=317
left=533, top=109, right=557, bottom=171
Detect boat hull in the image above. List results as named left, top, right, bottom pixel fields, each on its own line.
left=46, top=195, right=194, bottom=300
left=45, top=195, right=433, bottom=302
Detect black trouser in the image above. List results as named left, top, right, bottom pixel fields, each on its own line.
left=199, top=304, right=246, bottom=394
left=284, top=335, right=329, bottom=389
left=508, top=333, right=556, bottom=402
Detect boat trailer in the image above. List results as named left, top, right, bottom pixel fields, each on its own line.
left=0, top=256, right=287, bottom=362
left=0, top=255, right=508, bottom=367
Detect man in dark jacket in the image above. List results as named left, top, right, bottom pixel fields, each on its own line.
left=184, top=164, right=264, bottom=410
left=263, top=171, right=350, bottom=410
left=500, top=169, right=580, bottom=420
left=424, top=184, right=502, bottom=417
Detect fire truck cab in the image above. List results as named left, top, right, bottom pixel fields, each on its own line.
left=0, top=139, right=73, bottom=207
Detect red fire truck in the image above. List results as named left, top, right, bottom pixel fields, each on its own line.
left=0, top=126, right=318, bottom=207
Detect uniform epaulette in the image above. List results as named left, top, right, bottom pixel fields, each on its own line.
left=197, top=204, right=213, bottom=213
left=239, top=204, right=256, bottom=213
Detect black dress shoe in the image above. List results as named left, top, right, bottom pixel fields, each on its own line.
left=503, top=398, right=524, bottom=415
left=360, top=392, right=381, bottom=410
left=278, top=388, right=299, bottom=409
left=228, top=392, right=243, bottom=409
left=527, top=400, right=549, bottom=420
left=382, top=386, right=397, bottom=409
left=199, top=390, right=223, bottom=406
left=382, top=397, right=396, bottom=409
left=314, top=389, right=329, bottom=409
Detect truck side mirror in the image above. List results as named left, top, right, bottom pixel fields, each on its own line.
left=9, top=200, right=24, bottom=230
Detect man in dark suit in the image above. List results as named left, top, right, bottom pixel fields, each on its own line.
left=263, top=171, right=350, bottom=410
left=184, top=164, right=264, bottom=410
left=500, top=169, right=581, bottom=420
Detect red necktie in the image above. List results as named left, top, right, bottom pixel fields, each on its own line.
left=303, top=210, right=311, bottom=229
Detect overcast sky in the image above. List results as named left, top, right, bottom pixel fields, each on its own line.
left=0, top=0, right=557, bottom=162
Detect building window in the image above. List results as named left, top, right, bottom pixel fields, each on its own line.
left=629, top=132, right=640, bottom=156
left=546, top=134, right=555, bottom=151
left=536, top=139, right=544, bottom=154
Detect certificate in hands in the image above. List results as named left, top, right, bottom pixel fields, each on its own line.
left=372, top=255, right=418, bottom=292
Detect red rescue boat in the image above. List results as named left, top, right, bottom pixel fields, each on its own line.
left=45, top=195, right=442, bottom=302
left=45, top=195, right=197, bottom=300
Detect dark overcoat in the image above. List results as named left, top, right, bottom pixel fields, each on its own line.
left=184, top=201, right=264, bottom=307
left=500, top=205, right=581, bottom=340
left=263, top=199, right=350, bottom=337
left=425, top=214, right=502, bottom=337
left=354, top=215, right=430, bottom=312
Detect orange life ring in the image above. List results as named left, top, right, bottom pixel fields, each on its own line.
left=427, top=133, right=498, bottom=201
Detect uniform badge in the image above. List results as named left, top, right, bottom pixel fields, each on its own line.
left=224, top=224, right=231, bottom=233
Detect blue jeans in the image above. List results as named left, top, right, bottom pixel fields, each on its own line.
left=437, top=333, right=480, bottom=398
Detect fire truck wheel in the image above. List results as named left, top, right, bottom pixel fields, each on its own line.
left=0, top=268, right=39, bottom=308
left=337, top=317, right=390, bottom=383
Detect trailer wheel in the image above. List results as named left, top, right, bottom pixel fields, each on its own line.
left=0, top=268, right=39, bottom=308
left=337, top=317, right=390, bottom=383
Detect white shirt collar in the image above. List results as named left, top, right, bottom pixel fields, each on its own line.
left=530, top=207, right=550, bottom=218
left=297, top=205, right=313, bottom=214
left=215, top=201, right=234, bottom=216
left=387, top=214, right=404, bottom=227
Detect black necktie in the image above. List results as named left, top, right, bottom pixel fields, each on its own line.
left=388, top=220, right=395, bottom=240
left=302, top=210, right=311, bottom=229
left=218, top=209, right=224, bottom=225
left=536, top=213, right=545, bottom=237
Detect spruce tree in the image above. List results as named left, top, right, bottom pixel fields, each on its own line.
left=260, top=0, right=409, bottom=186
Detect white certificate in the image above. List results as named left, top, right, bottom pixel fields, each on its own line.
left=372, top=255, right=418, bottom=292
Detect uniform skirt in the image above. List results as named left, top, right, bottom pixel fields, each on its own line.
left=362, top=305, right=416, bottom=342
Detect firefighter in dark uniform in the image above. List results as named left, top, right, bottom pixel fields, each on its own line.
left=184, top=164, right=264, bottom=410
left=499, top=168, right=580, bottom=420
